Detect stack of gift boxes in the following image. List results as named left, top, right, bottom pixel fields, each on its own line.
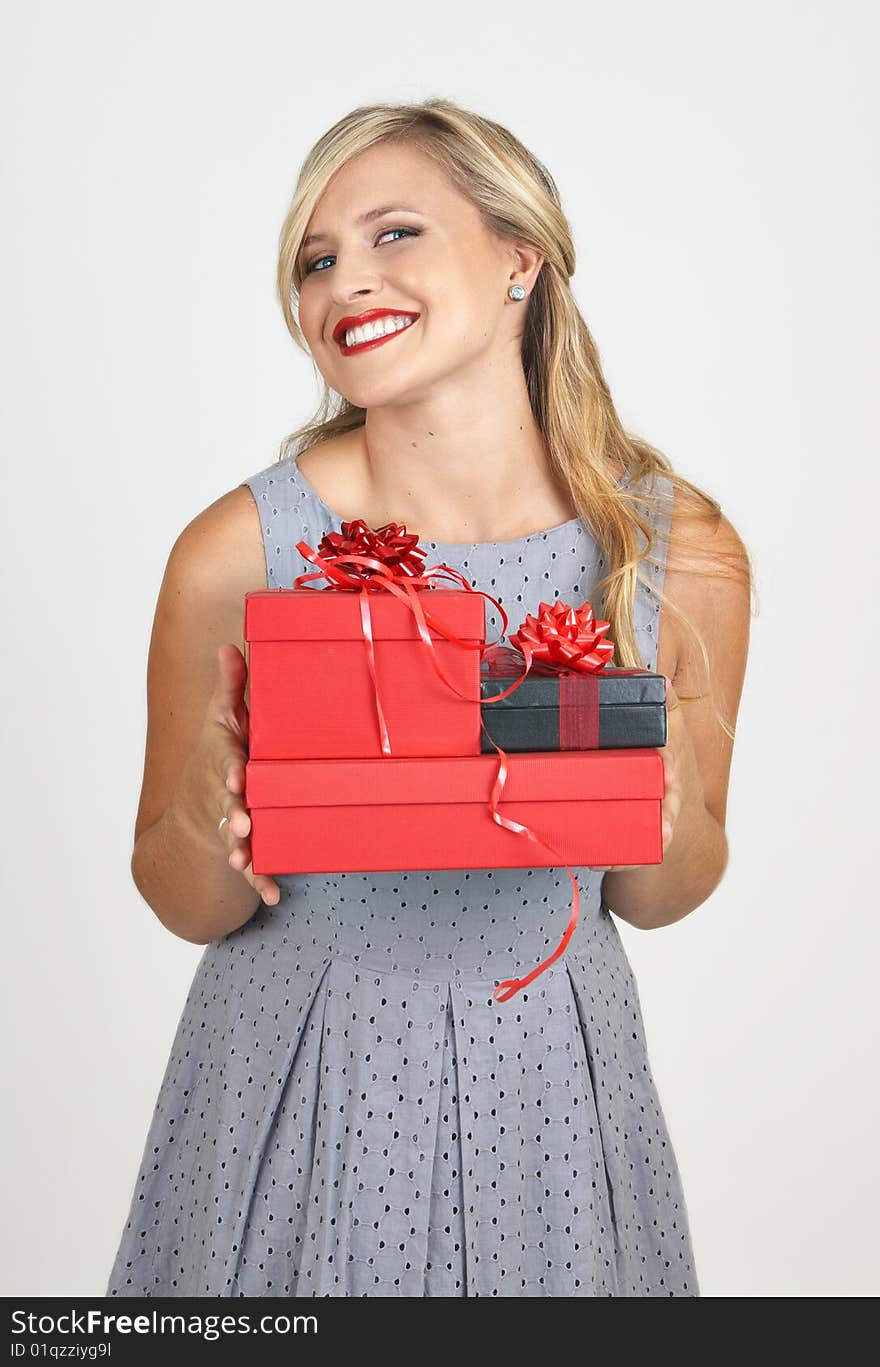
left=243, top=520, right=667, bottom=999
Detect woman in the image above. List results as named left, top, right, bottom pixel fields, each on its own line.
left=106, top=98, right=752, bottom=1297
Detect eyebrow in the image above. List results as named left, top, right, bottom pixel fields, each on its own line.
left=300, top=205, right=425, bottom=254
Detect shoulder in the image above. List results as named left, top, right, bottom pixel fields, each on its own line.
left=174, top=481, right=266, bottom=573
left=667, top=490, right=752, bottom=665
left=665, top=483, right=751, bottom=579
left=169, top=482, right=269, bottom=620
left=655, top=481, right=753, bottom=693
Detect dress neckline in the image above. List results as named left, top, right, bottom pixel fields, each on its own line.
left=290, top=455, right=592, bottom=550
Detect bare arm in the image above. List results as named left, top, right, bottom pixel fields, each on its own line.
left=602, top=498, right=753, bottom=929
left=129, top=483, right=277, bottom=944
left=133, top=754, right=262, bottom=944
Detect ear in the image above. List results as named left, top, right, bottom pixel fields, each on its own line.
left=507, top=241, right=545, bottom=292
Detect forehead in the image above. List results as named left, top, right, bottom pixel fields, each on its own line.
left=306, top=142, right=466, bottom=225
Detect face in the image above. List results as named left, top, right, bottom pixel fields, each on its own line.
left=296, top=141, right=541, bottom=409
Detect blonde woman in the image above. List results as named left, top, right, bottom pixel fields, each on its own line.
left=107, top=99, right=752, bottom=1297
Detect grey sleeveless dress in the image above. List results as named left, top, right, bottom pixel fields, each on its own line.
left=106, top=453, right=699, bottom=1297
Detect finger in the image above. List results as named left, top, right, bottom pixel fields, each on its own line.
left=225, top=759, right=246, bottom=794
left=215, top=643, right=247, bottom=709
left=214, top=771, right=250, bottom=837
left=661, top=796, right=681, bottom=849
left=245, top=863, right=281, bottom=905
left=218, top=792, right=251, bottom=846
left=214, top=732, right=247, bottom=790
left=214, top=789, right=277, bottom=903
left=664, top=675, right=680, bottom=710
left=664, top=779, right=682, bottom=818
left=230, top=697, right=250, bottom=742
left=224, top=811, right=252, bottom=864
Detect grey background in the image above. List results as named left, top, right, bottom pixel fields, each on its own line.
left=2, top=0, right=877, bottom=1296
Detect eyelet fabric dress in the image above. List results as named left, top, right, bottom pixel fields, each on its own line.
left=106, top=453, right=699, bottom=1297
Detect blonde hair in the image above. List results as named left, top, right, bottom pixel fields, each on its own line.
left=274, top=98, right=755, bottom=740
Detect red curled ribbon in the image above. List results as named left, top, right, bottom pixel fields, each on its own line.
left=481, top=599, right=617, bottom=1002
left=480, top=713, right=583, bottom=1002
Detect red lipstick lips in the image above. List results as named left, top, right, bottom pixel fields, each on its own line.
left=333, top=308, right=420, bottom=356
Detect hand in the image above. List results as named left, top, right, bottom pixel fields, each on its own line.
left=589, top=675, right=687, bottom=872
left=198, top=642, right=280, bottom=907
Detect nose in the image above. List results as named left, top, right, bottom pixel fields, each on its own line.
left=326, top=249, right=384, bottom=306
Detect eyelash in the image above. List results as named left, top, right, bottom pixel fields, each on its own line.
left=303, top=226, right=420, bottom=276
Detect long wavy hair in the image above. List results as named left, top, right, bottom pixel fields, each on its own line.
left=273, top=98, right=754, bottom=739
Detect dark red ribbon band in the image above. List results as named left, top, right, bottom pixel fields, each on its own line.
left=558, top=671, right=600, bottom=749
left=482, top=644, right=606, bottom=750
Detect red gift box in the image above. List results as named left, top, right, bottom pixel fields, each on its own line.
left=245, top=748, right=664, bottom=875
left=244, top=587, right=485, bottom=759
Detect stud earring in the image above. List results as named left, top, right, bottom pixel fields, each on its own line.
left=508, top=284, right=526, bottom=300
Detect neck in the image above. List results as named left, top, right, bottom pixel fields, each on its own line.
left=355, top=371, right=576, bottom=543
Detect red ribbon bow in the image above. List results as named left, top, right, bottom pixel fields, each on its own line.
left=293, top=521, right=508, bottom=756
left=301, top=518, right=428, bottom=588
left=509, top=599, right=615, bottom=675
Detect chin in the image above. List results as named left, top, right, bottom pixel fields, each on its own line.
left=336, top=377, right=416, bottom=410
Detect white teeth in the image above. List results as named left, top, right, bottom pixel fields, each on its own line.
left=343, top=315, right=415, bottom=347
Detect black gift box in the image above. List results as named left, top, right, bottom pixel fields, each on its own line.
left=480, top=646, right=667, bottom=752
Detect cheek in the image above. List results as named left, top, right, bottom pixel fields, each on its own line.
left=434, top=275, right=499, bottom=343
left=296, top=293, right=324, bottom=345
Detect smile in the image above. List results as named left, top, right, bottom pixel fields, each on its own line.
left=335, top=312, right=420, bottom=356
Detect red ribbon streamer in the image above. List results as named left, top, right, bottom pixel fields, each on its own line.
left=480, top=716, right=582, bottom=1003
left=480, top=599, right=617, bottom=1000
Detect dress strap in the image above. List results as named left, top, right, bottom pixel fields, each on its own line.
left=241, top=454, right=335, bottom=590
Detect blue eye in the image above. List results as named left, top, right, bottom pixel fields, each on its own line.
left=303, top=226, right=419, bottom=276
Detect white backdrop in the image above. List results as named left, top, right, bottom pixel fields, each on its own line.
left=2, top=0, right=877, bottom=1297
